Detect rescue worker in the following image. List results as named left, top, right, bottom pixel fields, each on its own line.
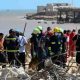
left=45, top=27, right=52, bottom=57
left=36, top=26, right=46, bottom=70
left=30, top=28, right=40, bottom=59
left=48, top=27, right=64, bottom=67
left=0, top=33, right=6, bottom=68
left=73, top=29, right=80, bottom=65
left=3, top=29, right=19, bottom=66
left=58, top=28, right=67, bottom=68
left=48, top=27, right=58, bottom=59
left=29, top=28, right=40, bottom=70
left=48, top=27, right=60, bottom=54
left=69, top=29, right=76, bottom=57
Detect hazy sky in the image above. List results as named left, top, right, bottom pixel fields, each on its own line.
left=0, top=0, right=80, bottom=10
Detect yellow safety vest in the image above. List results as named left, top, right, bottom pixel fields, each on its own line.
left=48, top=47, right=51, bottom=50
left=58, top=42, right=61, bottom=44
left=0, top=50, right=19, bottom=52
left=5, top=38, right=17, bottom=41
left=51, top=42, right=55, bottom=44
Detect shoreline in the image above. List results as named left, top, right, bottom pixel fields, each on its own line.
left=0, top=11, right=80, bottom=40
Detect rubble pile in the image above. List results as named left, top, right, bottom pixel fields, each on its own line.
left=30, top=64, right=80, bottom=80
left=0, top=58, right=80, bottom=80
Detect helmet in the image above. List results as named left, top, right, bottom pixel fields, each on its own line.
left=36, top=26, right=43, bottom=31
left=32, top=28, right=40, bottom=34
left=53, top=27, right=59, bottom=33
left=9, top=29, right=15, bottom=33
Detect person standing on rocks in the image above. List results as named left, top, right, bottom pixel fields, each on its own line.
left=3, top=29, right=19, bottom=66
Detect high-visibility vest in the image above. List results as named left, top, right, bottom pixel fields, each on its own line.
left=5, top=38, right=17, bottom=41
left=51, top=42, right=56, bottom=44
left=48, top=47, right=51, bottom=50
left=58, top=42, right=61, bottom=44
left=0, top=50, right=19, bottom=52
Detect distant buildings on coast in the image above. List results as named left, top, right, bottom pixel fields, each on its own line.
left=26, top=3, right=72, bottom=19
left=37, top=3, right=72, bottom=16
left=26, top=3, right=80, bottom=23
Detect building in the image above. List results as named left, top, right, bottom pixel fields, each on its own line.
left=37, top=3, right=72, bottom=16
left=57, top=8, right=80, bottom=23
left=27, top=3, right=80, bottom=22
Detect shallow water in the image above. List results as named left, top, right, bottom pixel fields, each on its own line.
left=0, top=12, right=80, bottom=40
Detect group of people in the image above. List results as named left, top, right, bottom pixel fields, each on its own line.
left=0, top=29, right=27, bottom=69
left=0, top=26, right=80, bottom=71
left=29, top=26, right=80, bottom=70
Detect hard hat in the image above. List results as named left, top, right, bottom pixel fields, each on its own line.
left=53, top=27, right=59, bottom=33
left=36, top=26, right=43, bottom=31
left=9, top=29, right=15, bottom=33
left=32, top=28, right=40, bottom=34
